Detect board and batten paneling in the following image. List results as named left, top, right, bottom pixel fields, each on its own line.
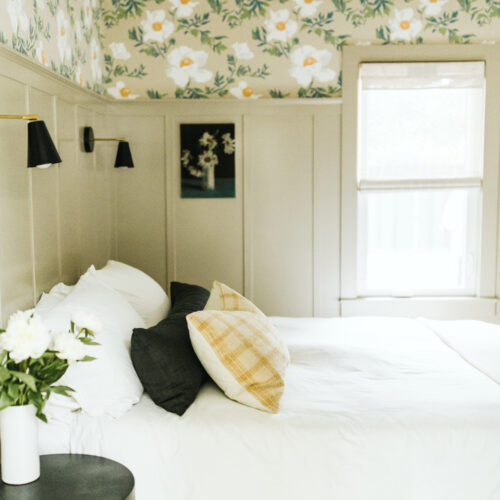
left=0, top=49, right=118, bottom=326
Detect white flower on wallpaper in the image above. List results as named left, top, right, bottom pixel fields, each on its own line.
left=107, top=80, right=139, bottom=99
left=166, top=46, right=212, bottom=87
left=75, top=19, right=83, bottom=42
left=57, top=10, right=72, bottom=63
left=37, top=0, right=45, bottom=12
left=83, top=0, right=93, bottom=28
left=419, top=0, right=448, bottom=16
left=265, top=10, right=298, bottom=43
left=75, top=65, right=83, bottom=86
left=109, top=42, right=131, bottom=60
left=293, top=0, right=323, bottom=17
left=7, top=0, right=29, bottom=34
left=169, top=0, right=198, bottom=19
left=389, top=9, right=423, bottom=42
left=232, top=42, right=254, bottom=60
left=35, top=40, right=47, bottom=66
left=141, top=10, right=174, bottom=43
left=230, top=81, right=261, bottom=99
left=289, top=46, right=336, bottom=86
left=90, top=38, right=102, bottom=81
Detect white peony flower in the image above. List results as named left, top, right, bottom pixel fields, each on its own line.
left=35, top=41, right=48, bottom=66
left=53, top=331, right=85, bottom=364
left=166, top=46, right=212, bottom=87
left=198, top=150, right=218, bottom=170
left=107, top=81, right=140, bottom=100
left=389, top=8, right=423, bottom=42
left=141, top=10, right=174, bottom=43
left=229, top=81, right=261, bottom=99
left=232, top=42, right=254, bottom=60
left=289, top=45, right=336, bottom=86
left=57, top=10, right=72, bottom=63
left=419, top=0, right=447, bottom=16
left=199, top=132, right=217, bottom=150
left=0, top=310, right=51, bottom=363
left=109, top=42, right=131, bottom=60
left=7, top=0, right=29, bottom=34
left=90, top=38, right=102, bottom=82
left=222, top=133, right=235, bottom=155
left=83, top=0, right=92, bottom=27
left=169, top=0, right=198, bottom=18
left=293, top=0, right=322, bottom=17
left=264, top=10, right=298, bottom=43
left=75, top=65, right=83, bottom=86
left=71, top=310, right=102, bottom=334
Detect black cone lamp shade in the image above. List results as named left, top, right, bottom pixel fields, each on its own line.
left=114, top=141, right=134, bottom=168
left=27, top=120, right=62, bottom=168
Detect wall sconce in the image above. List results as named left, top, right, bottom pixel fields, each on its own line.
left=83, top=126, right=134, bottom=168
left=0, top=114, right=62, bottom=168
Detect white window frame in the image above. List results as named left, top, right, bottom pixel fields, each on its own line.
left=341, top=45, right=500, bottom=319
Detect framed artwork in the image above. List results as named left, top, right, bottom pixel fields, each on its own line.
left=180, top=123, right=236, bottom=198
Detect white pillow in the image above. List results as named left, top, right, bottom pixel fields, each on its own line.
left=43, top=271, right=146, bottom=419
left=35, top=283, right=74, bottom=316
left=91, top=260, right=170, bottom=327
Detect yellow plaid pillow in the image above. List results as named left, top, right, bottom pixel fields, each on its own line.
left=187, top=282, right=289, bottom=413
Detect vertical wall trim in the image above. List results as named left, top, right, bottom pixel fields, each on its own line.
left=242, top=114, right=253, bottom=300
left=311, top=113, right=316, bottom=316
left=53, top=96, right=63, bottom=283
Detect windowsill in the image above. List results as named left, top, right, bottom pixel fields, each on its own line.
left=340, top=296, right=498, bottom=321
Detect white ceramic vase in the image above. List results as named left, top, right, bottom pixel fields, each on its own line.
left=202, top=165, right=215, bottom=191
left=0, top=404, right=40, bottom=485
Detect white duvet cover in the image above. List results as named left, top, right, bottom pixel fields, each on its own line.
left=39, top=317, right=500, bottom=500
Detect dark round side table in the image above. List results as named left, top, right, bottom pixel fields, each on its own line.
left=0, top=454, right=135, bottom=500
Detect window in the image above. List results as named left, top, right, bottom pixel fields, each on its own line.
left=341, top=46, right=500, bottom=318
left=357, top=62, right=485, bottom=296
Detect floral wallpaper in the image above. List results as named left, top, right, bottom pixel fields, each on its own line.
left=100, top=0, right=500, bottom=100
left=0, top=0, right=499, bottom=100
left=0, top=0, right=106, bottom=94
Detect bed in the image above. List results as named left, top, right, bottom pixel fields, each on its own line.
left=38, top=316, right=500, bottom=500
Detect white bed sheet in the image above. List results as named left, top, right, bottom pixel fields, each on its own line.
left=39, top=317, right=500, bottom=500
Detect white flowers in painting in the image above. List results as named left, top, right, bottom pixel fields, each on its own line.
left=198, top=150, right=219, bottom=170
left=0, top=310, right=51, bottom=363
left=57, top=10, right=72, bottom=63
left=293, top=0, right=322, bottom=17
left=90, top=38, right=102, bottom=81
left=141, top=10, right=174, bottom=43
left=389, top=8, right=423, bottom=41
left=71, top=311, right=102, bottom=335
left=169, top=0, right=198, bottom=18
left=232, top=42, right=254, bottom=60
left=265, top=10, right=298, bottom=43
left=36, top=41, right=48, bottom=66
left=419, top=0, right=448, bottom=16
left=52, top=332, right=86, bottom=364
left=222, top=133, right=235, bottom=155
left=166, top=46, right=212, bottom=87
left=109, top=42, right=131, bottom=61
left=289, top=46, right=336, bottom=86
left=230, top=81, right=261, bottom=99
left=7, top=0, right=29, bottom=34
left=199, top=131, right=217, bottom=150
left=107, top=81, right=139, bottom=100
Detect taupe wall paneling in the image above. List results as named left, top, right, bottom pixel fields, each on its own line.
left=113, top=115, right=167, bottom=289
left=244, top=112, right=314, bottom=316
left=0, top=75, right=34, bottom=321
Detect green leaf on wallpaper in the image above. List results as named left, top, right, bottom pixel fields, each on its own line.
left=457, top=0, right=472, bottom=12
left=147, top=89, right=168, bottom=99
left=375, top=25, right=391, bottom=44
left=0, top=32, right=7, bottom=45
left=208, top=0, right=225, bottom=15
left=269, top=89, right=290, bottom=98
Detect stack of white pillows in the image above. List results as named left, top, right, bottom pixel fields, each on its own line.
left=35, top=260, right=170, bottom=421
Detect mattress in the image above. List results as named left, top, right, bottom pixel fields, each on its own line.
left=39, top=317, right=500, bottom=500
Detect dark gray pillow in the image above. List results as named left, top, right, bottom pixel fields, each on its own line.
left=131, top=282, right=209, bottom=415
